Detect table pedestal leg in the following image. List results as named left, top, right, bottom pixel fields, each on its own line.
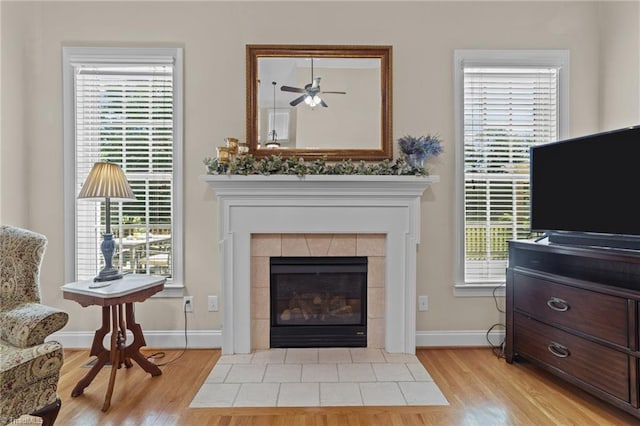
left=102, top=305, right=121, bottom=412
left=118, top=304, right=133, bottom=369
left=71, top=307, right=110, bottom=397
left=124, top=303, right=162, bottom=376
left=71, top=302, right=162, bottom=412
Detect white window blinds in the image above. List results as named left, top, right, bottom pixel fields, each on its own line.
left=463, top=66, right=559, bottom=283
left=268, top=109, right=290, bottom=141
left=74, top=62, right=175, bottom=281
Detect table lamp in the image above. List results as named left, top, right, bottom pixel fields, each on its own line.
left=78, top=162, right=136, bottom=285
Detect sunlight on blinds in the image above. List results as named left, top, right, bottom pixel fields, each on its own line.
left=463, top=67, right=558, bottom=282
left=74, top=64, right=174, bottom=281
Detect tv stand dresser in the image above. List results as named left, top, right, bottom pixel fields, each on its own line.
left=506, top=239, right=640, bottom=418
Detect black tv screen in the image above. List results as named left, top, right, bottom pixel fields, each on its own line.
left=530, top=125, right=640, bottom=246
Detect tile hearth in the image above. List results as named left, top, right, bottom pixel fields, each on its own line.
left=190, top=348, right=448, bottom=408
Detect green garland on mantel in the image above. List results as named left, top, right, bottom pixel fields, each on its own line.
left=203, top=154, right=428, bottom=177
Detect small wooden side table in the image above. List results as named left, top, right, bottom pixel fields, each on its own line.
left=62, top=274, right=166, bottom=412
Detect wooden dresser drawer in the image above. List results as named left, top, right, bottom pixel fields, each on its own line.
left=513, top=272, right=628, bottom=347
left=514, top=313, right=630, bottom=402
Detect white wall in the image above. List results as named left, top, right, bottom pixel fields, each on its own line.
left=2, top=1, right=637, bottom=346
left=1, top=1, right=36, bottom=227
left=296, top=67, right=380, bottom=149
left=598, top=1, right=640, bottom=130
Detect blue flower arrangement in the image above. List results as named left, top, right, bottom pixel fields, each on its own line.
left=398, top=134, right=443, bottom=157
left=398, top=134, right=443, bottom=168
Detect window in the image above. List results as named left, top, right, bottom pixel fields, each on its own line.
left=453, top=50, right=569, bottom=293
left=63, top=47, right=183, bottom=290
left=268, top=109, right=290, bottom=141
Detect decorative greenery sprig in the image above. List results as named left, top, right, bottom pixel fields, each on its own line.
left=203, top=155, right=429, bottom=177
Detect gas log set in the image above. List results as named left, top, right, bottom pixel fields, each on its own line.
left=270, top=256, right=368, bottom=348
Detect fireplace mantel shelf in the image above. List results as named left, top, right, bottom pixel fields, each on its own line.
left=203, top=173, right=439, bottom=355
left=201, top=174, right=439, bottom=197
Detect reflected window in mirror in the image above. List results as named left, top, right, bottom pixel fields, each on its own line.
left=261, top=109, right=293, bottom=148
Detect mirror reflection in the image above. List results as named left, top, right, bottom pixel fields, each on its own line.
left=246, top=45, right=392, bottom=160
left=257, top=57, right=381, bottom=150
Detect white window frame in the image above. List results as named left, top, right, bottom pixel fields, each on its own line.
left=62, top=47, right=184, bottom=294
left=453, top=49, right=569, bottom=296
left=268, top=109, right=291, bottom=141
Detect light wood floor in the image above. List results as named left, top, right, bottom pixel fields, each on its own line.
left=47, top=347, right=638, bottom=425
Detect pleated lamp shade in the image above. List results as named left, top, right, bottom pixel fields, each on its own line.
left=78, top=162, right=135, bottom=200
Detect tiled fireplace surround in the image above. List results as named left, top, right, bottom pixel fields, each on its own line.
left=250, top=233, right=386, bottom=350
left=203, top=174, right=438, bottom=355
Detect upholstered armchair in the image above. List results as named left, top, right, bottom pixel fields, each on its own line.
left=0, top=225, right=69, bottom=426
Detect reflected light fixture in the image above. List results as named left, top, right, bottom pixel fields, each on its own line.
left=265, top=81, right=281, bottom=149
left=78, top=162, right=136, bottom=286
left=304, top=94, right=322, bottom=107
left=304, top=58, right=322, bottom=107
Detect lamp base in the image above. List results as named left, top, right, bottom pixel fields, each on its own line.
left=92, top=232, right=123, bottom=286
left=93, top=268, right=123, bottom=282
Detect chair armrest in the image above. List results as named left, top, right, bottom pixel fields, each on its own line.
left=0, top=303, right=69, bottom=348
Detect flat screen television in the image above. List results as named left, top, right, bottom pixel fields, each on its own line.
left=530, top=125, right=640, bottom=250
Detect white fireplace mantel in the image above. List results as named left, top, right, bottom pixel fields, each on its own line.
left=202, top=174, right=439, bottom=354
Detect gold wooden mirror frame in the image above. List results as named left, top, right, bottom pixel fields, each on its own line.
left=246, top=45, right=392, bottom=160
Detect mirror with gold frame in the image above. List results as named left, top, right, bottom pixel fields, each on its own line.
left=246, top=45, right=392, bottom=160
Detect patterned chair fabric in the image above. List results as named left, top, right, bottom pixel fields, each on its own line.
left=0, top=225, right=69, bottom=426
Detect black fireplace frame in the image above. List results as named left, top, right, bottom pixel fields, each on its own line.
left=270, top=256, right=367, bottom=348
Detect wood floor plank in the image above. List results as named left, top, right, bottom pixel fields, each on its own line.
left=40, top=347, right=639, bottom=425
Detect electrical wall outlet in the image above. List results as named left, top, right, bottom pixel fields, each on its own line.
left=418, top=295, right=429, bottom=311
left=183, top=296, right=194, bottom=312
left=208, top=295, right=219, bottom=312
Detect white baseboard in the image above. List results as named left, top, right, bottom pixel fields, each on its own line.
left=51, top=329, right=222, bottom=349
left=416, top=330, right=506, bottom=347
left=52, top=329, right=503, bottom=350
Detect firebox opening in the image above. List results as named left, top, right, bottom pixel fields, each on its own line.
left=270, top=256, right=367, bottom=348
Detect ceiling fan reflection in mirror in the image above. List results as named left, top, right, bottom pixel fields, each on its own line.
left=280, top=58, right=347, bottom=108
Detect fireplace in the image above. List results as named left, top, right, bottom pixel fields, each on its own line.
left=203, top=174, right=438, bottom=354
left=270, top=256, right=367, bottom=348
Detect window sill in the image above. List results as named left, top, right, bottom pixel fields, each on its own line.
left=453, top=283, right=505, bottom=297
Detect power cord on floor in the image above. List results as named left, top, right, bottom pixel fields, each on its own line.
left=487, top=323, right=506, bottom=359
left=487, top=284, right=506, bottom=359
left=145, top=299, right=189, bottom=366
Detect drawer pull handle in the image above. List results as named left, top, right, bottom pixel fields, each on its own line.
left=548, top=342, right=571, bottom=358
left=547, top=297, right=569, bottom=312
